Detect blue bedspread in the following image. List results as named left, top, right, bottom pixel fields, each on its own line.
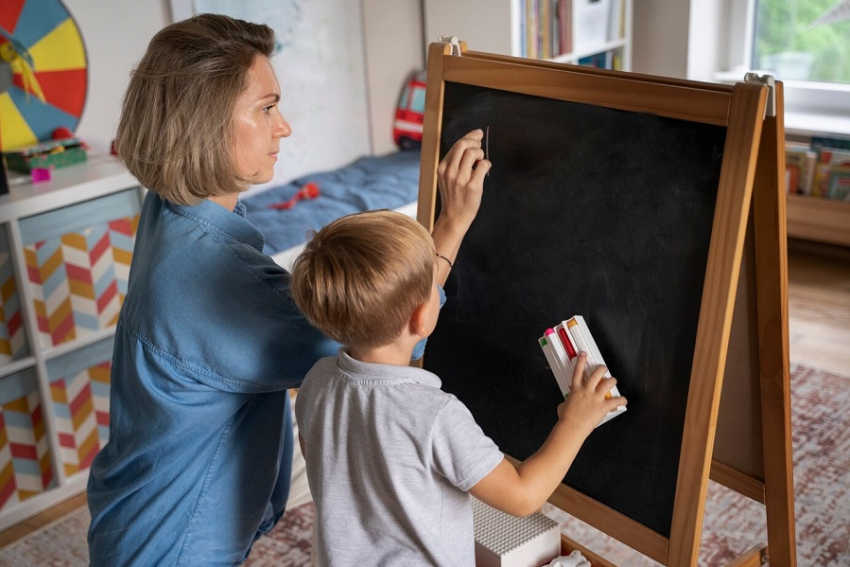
left=243, top=150, right=421, bottom=255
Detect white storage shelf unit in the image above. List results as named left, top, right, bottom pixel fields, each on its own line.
left=424, top=0, right=632, bottom=71
left=0, top=156, right=142, bottom=530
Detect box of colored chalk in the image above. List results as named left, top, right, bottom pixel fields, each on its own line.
left=538, top=315, right=626, bottom=427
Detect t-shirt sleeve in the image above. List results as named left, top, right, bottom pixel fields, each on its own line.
left=431, top=397, right=504, bottom=492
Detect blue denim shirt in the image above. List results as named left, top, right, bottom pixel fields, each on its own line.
left=87, top=193, right=341, bottom=566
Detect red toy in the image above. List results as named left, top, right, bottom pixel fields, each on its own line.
left=393, top=70, right=426, bottom=150
left=267, top=182, right=320, bottom=210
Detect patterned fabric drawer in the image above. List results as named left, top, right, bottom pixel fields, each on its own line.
left=19, top=190, right=139, bottom=349
left=46, top=338, right=113, bottom=477
left=0, top=229, right=28, bottom=364
left=0, top=368, right=54, bottom=512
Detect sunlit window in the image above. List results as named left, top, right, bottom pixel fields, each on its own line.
left=753, top=0, right=850, bottom=84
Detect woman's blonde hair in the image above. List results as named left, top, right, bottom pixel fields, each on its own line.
left=291, top=210, right=435, bottom=350
left=115, top=14, right=275, bottom=205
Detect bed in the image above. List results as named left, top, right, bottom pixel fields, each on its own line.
left=242, top=149, right=422, bottom=271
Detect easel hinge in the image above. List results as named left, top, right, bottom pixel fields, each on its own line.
left=744, top=73, right=776, bottom=118
left=437, top=35, right=462, bottom=56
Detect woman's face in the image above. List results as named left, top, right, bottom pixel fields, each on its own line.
left=232, top=55, right=291, bottom=185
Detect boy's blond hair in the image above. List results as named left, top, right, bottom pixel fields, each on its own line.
left=291, top=210, right=435, bottom=349
left=115, top=14, right=275, bottom=205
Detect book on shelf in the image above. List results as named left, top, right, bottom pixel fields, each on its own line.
left=577, top=50, right=619, bottom=69
left=785, top=143, right=816, bottom=195
left=811, top=136, right=850, bottom=152
left=813, top=148, right=850, bottom=199
left=538, top=315, right=626, bottom=427
left=557, top=0, right=572, bottom=54
left=785, top=136, right=850, bottom=201
left=828, top=167, right=850, bottom=202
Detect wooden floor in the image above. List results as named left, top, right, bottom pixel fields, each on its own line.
left=0, top=492, right=87, bottom=548
left=1, top=239, right=848, bottom=550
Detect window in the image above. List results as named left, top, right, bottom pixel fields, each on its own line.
left=410, top=85, right=427, bottom=114
left=397, top=85, right=411, bottom=110
left=753, top=0, right=850, bottom=84
left=715, top=0, right=850, bottom=136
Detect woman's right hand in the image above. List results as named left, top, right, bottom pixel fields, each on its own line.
left=430, top=129, right=491, bottom=284
left=435, top=128, right=491, bottom=235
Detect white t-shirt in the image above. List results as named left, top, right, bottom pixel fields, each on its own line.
left=295, top=349, right=504, bottom=567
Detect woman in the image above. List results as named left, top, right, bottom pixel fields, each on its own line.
left=86, top=13, right=490, bottom=566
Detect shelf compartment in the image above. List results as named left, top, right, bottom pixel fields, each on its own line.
left=0, top=229, right=29, bottom=365
left=0, top=367, right=55, bottom=512
left=46, top=337, right=113, bottom=476
left=19, top=190, right=140, bottom=349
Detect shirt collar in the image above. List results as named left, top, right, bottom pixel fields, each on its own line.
left=337, top=348, right=442, bottom=389
left=169, top=198, right=265, bottom=251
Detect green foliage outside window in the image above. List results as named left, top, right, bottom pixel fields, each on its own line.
left=754, top=0, right=850, bottom=83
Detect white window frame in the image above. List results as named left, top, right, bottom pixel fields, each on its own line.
left=689, top=0, right=850, bottom=137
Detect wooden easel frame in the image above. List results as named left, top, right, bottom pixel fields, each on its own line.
left=417, top=40, right=796, bottom=567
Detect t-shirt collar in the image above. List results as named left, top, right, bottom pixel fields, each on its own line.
left=337, top=348, right=442, bottom=389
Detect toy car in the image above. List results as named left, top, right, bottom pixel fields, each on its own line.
left=393, top=70, right=426, bottom=150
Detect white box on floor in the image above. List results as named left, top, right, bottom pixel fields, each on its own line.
left=472, top=498, right=561, bottom=567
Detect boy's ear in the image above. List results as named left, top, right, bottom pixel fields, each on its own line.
left=409, top=302, right=430, bottom=338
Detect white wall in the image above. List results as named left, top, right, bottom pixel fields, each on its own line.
left=65, top=0, right=714, bottom=165
left=362, top=0, right=425, bottom=156
left=631, top=0, right=740, bottom=83
left=631, top=0, right=689, bottom=79
left=64, top=0, right=171, bottom=155
left=424, top=0, right=515, bottom=57
left=62, top=0, right=422, bottom=172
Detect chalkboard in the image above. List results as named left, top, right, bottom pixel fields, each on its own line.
left=417, top=44, right=796, bottom=567
left=424, top=81, right=727, bottom=537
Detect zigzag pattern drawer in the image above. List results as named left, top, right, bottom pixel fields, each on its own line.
left=0, top=369, right=54, bottom=512
left=19, top=190, right=140, bottom=349
left=47, top=338, right=113, bottom=477
left=0, top=231, right=28, bottom=364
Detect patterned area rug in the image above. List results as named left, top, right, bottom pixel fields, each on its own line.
left=0, top=364, right=846, bottom=566
left=0, top=502, right=317, bottom=567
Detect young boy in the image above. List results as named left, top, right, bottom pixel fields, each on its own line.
left=291, top=210, right=626, bottom=567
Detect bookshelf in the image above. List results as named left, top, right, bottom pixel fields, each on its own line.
left=424, top=0, right=632, bottom=71
left=785, top=130, right=850, bottom=247
left=787, top=194, right=850, bottom=247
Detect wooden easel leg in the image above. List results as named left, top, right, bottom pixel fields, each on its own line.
left=750, top=79, right=798, bottom=567
left=725, top=545, right=768, bottom=567
left=560, top=535, right=618, bottom=567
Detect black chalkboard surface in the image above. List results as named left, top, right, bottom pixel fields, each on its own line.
left=423, top=82, right=727, bottom=537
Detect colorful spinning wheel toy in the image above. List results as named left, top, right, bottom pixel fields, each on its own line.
left=0, top=0, right=88, bottom=152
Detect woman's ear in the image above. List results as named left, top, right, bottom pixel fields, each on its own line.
left=408, top=302, right=430, bottom=338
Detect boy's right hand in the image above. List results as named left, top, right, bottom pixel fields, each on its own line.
left=468, top=353, right=627, bottom=517
left=557, top=353, right=626, bottom=437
